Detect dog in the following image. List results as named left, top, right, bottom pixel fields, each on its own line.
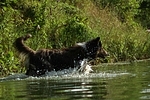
left=14, top=34, right=108, bottom=76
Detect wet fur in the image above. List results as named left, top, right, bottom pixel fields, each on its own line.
left=14, top=34, right=108, bottom=76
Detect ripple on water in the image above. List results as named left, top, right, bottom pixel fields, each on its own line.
left=0, top=68, right=130, bottom=82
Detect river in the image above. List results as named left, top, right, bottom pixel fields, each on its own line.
left=0, top=60, right=150, bottom=100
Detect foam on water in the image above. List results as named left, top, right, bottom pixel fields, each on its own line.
left=0, top=70, right=129, bottom=82
left=0, top=60, right=130, bottom=82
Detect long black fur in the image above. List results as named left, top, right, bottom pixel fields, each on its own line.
left=14, top=34, right=108, bottom=76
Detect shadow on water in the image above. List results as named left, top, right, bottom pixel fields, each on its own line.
left=0, top=60, right=150, bottom=100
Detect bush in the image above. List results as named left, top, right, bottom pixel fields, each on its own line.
left=0, top=0, right=95, bottom=76
left=0, top=0, right=150, bottom=77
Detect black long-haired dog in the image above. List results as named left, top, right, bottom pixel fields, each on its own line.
left=14, top=34, right=108, bottom=76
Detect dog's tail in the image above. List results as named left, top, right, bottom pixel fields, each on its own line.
left=14, top=34, right=35, bottom=55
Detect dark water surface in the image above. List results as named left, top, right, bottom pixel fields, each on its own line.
left=0, top=60, right=150, bottom=100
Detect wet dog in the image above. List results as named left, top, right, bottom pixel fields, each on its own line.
left=14, top=34, right=108, bottom=76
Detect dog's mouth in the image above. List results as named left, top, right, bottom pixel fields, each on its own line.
left=97, top=53, right=109, bottom=59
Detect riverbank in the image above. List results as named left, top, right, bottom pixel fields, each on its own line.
left=0, top=0, right=150, bottom=77
left=94, top=58, right=150, bottom=67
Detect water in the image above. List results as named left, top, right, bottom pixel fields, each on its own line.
left=0, top=60, right=150, bottom=100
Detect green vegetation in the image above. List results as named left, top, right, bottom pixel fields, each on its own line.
left=0, top=0, right=150, bottom=77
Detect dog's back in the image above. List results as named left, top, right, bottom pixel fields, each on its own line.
left=14, top=34, right=108, bottom=76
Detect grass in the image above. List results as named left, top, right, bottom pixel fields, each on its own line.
left=0, top=0, right=150, bottom=77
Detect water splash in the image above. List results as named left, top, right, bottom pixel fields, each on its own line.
left=0, top=73, right=28, bottom=82
left=0, top=59, right=130, bottom=82
left=77, top=59, right=93, bottom=74
left=0, top=70, right=129, bottom=82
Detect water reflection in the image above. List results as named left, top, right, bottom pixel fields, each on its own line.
left=24, top=79, right=108, bottom=100
left=0, top=60, right=150, bottom=100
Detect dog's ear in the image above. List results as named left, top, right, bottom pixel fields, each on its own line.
left=86, top=37, right=101, bottom=47
left=95, top=37, right=102, bottom=47
left=95, top=37, right=100, bottom=41
left=99, top=41, right=102, bottom=47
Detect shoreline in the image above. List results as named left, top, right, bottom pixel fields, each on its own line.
left=94, top=58, right=150, bottom=67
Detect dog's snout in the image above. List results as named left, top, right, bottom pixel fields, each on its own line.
left=97, top=48, right=109, bottom=58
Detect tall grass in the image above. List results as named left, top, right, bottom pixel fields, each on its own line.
left=0, top=0, right=150, bottom=77
left=81, top=0, right=150, bottom=62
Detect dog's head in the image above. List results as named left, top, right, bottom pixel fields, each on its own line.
left=85, top=37, right=109, bottom=59
left=97, top=42, right=109, bottom=59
